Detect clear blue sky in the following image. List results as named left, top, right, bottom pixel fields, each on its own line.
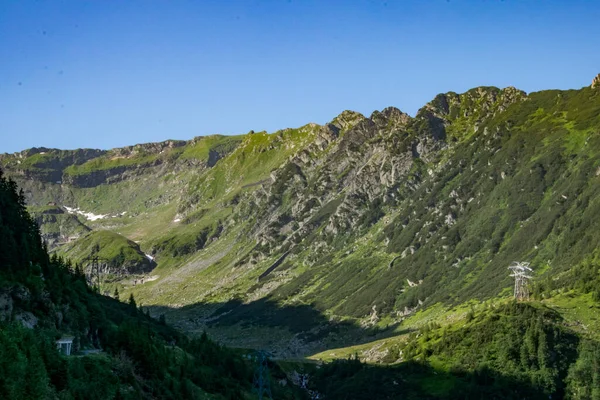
left=1, top=0, right=599, bottom=153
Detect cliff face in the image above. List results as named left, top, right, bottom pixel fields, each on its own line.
left=1, top=136, right=241, bottom=189
left=3, top=77, right=600, bottom=355
left=29, top=205, right=91, bottom=248
left=0, top=148, right=106, bottom=183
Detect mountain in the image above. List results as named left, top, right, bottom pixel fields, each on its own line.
left=3, top=74, right=600, bottom=398
left=0, top=169, right=313, bottom=399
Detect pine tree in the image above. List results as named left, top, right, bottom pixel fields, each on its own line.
left=128, top=293, right=137, bottom=309
left=537, top=329, right=549, bottom=369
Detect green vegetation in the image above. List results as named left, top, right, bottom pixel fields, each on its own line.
left=303, top=301, right=600, bottom=399
left=179, top=135, right=244, bottom=162
left=64, top=153, right=160, bottom=176
left=181, top=126, right=321, bottom=210
left=152, top=219, right=223, bottom=258
left=27, top=206, right=91, bottom=248
left=398, top=302, right=577, bottom=397
left=0, top=171, right=308, bottom=399
left=59, top=230, right=152, bottom=272
left=62, top=136, right=244, bottom=177
left=3, top=79, right=600, bottom=398
left=7, top=149, right=103, bottom=174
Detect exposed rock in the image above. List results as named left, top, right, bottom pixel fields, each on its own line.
left=360, top=343, right=390, bottom=363
left=5, top=79, right=598, bottom=357
left=593, top=73, right=600, bottom=89
left=15, top=311, right=38, bottom=329
left=110, top=139, right=186, bottom=157
left=330, top=110, right=365, bottom=134
left=369, top=304, right=379, bottom=324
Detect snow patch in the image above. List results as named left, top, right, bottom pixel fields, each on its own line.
left=64, top=206, right=107, bottom=221
left=145, top=253, right=155, bottom=261
left=64, top=207, right=128, bottom=221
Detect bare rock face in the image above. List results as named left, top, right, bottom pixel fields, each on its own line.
left=592, top=74, right=600, bottom=89
left=331, top=110, right=366, bottom=134
left=15, top=311, right=38, bottom=329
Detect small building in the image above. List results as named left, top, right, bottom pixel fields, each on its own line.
left=56, top=336, right=75, bottom=356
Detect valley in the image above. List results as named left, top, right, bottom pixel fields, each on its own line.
left=3, top=75, right=600, bottom=398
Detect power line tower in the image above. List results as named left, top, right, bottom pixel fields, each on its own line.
left=252, top=350, right=273, bottom=400
left=508, top=261, right=533, bottom=301
left=82, top=245, right=109, bottom=292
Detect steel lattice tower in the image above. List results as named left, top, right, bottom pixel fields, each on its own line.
left=508, top=261, right=533, bottom=301
left=82, top=245, right=109, bottom=292
left=252, top=350, right=273, bottom=400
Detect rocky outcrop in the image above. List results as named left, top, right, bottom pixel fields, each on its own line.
left=240, top=101, right=426, bottom=256
left=109, top=140, right=186, bottom=157
left=33, top=210, right=91, bottom=250
left=3, top=148, right=106, bottom=183
left=10, top=81, right=594, bottom=352
left=593, top=74, right=600, bottom=89
left=330, top=110, right=366, bottom=134
left=15, top=311, right=38, bottom=329
left=62, top=162, right=162, bottom=188
left=0, top=286, right=39, bottom=328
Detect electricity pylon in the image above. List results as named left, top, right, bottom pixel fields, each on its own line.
left=252, top=350, right=273, bottom=400
left=508, top=261, right=533, bottom=301
left=81, top=245, right=109, bottom=292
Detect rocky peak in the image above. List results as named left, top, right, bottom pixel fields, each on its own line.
left=417, top=86, right=527, bottom=134
left=330, top=110, right=366, bottom=134
left=424, top=93, right=453, bottom=117
left=370, top=107, right=411, bottom=130
left=592, top=73, right=600, bottom=89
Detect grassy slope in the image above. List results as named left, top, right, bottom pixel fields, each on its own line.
left=116, top=85, right=600, bottom=351
left=4, top=84, right=600, bottom=371
left=60, top=230, right=149, bottom=266
left=0, top=170, right=285, bottom=400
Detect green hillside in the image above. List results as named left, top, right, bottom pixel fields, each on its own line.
left=59, top=230, right=155, bottom=276
left=28, top=205, right=91, bottom=248
left=0, top=170, right=310, bottom=399
left=115, top=79, right=600, bottom=353
left=3, top=75, right=600, bottom=398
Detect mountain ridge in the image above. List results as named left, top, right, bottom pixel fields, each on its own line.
left=2, top=77, right=600, bottom=359
left=1, top=84, right=533, bottom=159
